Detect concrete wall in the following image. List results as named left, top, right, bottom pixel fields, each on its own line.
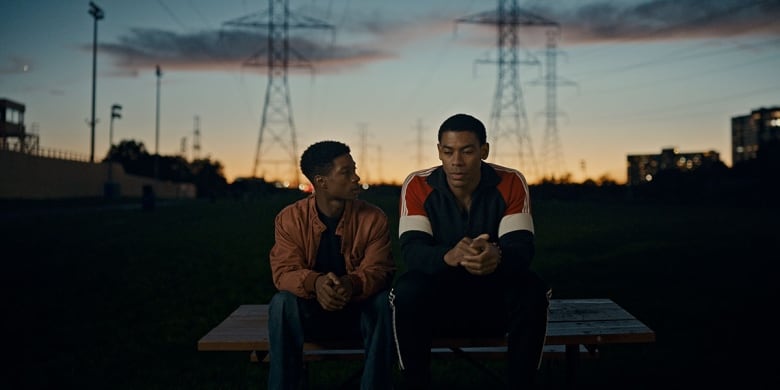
left=0, top=150, right=195, bottom=199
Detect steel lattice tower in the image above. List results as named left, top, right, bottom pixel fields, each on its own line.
left=192, top=115, right=201, bottom=161
left=458, top=0, right=557, bottom=178
left=529, top=28, right=575, bottom=179
left=223, top=0, right=332, bottom=187
left=541, top=30, right=562, bottom=178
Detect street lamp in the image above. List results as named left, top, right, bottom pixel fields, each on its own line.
left=105, top=103, right=121, bottom=199
left=108, top=104, right=122, bottom=181
left=88, top=2, right=104, bottom=163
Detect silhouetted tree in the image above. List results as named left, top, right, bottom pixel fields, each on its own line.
left=190, top=158, right=228, bottom=199
left=104, top=139, right=154, bottom=177
left=158, top=155, right=192, bottom=183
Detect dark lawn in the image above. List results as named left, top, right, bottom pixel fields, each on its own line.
left=2, top=191, right=778, bottom=389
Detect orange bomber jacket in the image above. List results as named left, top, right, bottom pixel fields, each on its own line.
left=268, top=195, right=396, bottom=301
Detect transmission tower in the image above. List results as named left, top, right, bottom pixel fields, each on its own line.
left=415, top=118, right=425, bottom=167
left=457, top=0, right=557, bottom=179
left=223, top=0, right=332, bottom=187
left=375, top=145, right=383, bottom=184
left=357, top=122, right=370, bottom=183
left=192, top=115, right=201, bottom=161
left=529, top=28, right=576, bottom=180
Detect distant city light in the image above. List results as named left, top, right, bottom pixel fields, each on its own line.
left=645, top=174, right=653, bottom=182
left=771, top=118, right=780, bottom=127
left=362, top=183, right=370, bottom=190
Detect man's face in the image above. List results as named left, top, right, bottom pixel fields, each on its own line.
left=437, top=131, right=488, bottom=190
left=318, top=153, right=362, bottom=200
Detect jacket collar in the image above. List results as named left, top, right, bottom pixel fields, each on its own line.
left=427, top=162, right=500, bottom=194
left=306, top=194, right=354, bottom=234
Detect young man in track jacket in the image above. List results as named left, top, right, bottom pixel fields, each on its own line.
left=390, top=113, right=551, bottom=389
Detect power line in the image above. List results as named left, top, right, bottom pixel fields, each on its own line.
left=575, top=51, right=780, bottom=98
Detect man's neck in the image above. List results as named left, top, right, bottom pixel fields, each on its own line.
left=448, top=181, right=478, bottom=212
left=315, top=195, right=346, bottom=219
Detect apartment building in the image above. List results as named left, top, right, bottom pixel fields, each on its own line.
left=731, top=106, right=780, bottom=165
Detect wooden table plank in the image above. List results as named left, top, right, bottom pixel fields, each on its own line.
left=546, top=320, right=656, bottom=344
left=549, top=299, right=639, bottom=322
left=197, top=299, right=656, bottom=352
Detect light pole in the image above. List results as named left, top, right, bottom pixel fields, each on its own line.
left=88, top=2, right=104, bottom=163
left=108, top=104, right=122, bottom=182
left=154, top=64, right=162, bottom=180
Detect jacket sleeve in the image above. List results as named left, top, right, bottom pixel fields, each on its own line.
left=498, top=230, right=535, bottom=275
left=347, top=209, right=395, bottom=301
left=495, top=169, right=536, bottom=275
left=398, top=174, right=451, bottom=274
left=399, top=230, right=451, bottom=274
left=268, top=206, right=320, bottom=299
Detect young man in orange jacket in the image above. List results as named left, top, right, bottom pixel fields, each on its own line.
left=267, top=140, right=396, bottom=390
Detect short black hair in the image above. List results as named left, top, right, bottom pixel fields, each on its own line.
left=300, top=140, right=351, bottom=183
left=437, top=113, right=487, bottom=145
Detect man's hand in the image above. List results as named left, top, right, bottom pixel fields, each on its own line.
left=334, top=275, right=354, bottom=299
left=443, top=236, right=482, bottom=267
left=315, top=272, right=349, bottom=311
left=459, top=233, right=501, bottom=276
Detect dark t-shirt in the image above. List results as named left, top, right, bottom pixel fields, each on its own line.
left=313, top=208, right=346, bottom=276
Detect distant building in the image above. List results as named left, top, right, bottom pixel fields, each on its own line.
left=0, top=97, right=39, bottom=153
left=626, top=147, right=721, bottom=186
left=731, top=106, right=780, bottom=165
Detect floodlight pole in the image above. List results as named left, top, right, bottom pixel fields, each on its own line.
left=88, top=2, right=104, bottom=163
left=108, top=104, right=122, bottom=182
left=154, top=64, right=162, bottom=180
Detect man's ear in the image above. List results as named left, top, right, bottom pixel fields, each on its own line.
left=315, top=175, right=327, bottom=189
left=481, top=143, right=490, bottom=160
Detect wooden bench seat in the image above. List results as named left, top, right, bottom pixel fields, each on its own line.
left=198, top=298, right=655, bottom=388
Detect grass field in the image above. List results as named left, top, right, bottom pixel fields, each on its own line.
left=2, top=190, right=778, bottom=389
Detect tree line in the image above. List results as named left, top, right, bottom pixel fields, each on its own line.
left=104, top=139, right=228, bottom=198
left=104, top=138, right=779, bottom=205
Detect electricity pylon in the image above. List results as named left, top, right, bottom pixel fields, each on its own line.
left=192, top=115, right=201, bottom=161
left=457, top=0, right=557, bottom=179
left=529, top=28, right=576, bottom=180
left=223, top=0, right=332, bottom=187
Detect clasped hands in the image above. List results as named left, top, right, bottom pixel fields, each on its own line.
left=315, top=272, right=353, bottom=311
left=444, top=233, right=501, bottom=276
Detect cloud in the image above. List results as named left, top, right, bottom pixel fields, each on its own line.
left=96, top=27, right=393, bottom=75
left=522, top=0, right=780, bottom=44
left=93, top=0, right=780, bottom=75
left=96, top=3, right=461, bottom=76
left=0, top=57, right=33, bottom=75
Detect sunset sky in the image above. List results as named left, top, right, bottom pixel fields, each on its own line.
left=2, top=0, right=779, bottom=185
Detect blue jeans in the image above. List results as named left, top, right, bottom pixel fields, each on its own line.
left=268, top=290, right=394, bottom=390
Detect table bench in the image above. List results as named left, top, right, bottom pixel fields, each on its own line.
left=198, top=298, right=655, bottom=388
